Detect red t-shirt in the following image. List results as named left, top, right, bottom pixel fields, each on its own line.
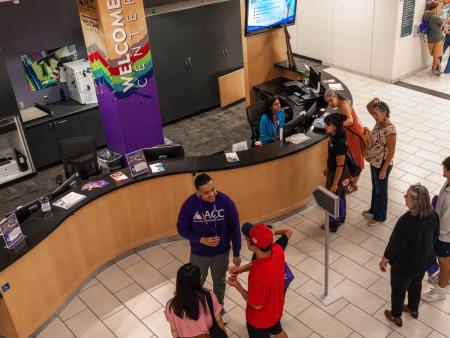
left=246, top=243, right=285, bottom=328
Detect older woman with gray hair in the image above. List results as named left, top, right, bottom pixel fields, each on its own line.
left=364, top=98, right=397, bottom=226
left=324, top=89, right=365, bottom=192
left=379, top=184, right=439, bottom=327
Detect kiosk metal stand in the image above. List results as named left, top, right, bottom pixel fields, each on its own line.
left=311, top=186, right=342, bottom=305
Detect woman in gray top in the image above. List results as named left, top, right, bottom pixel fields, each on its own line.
left=423, top=2, right=445, bottom=76
left=422, top=156, right=450, bottom=302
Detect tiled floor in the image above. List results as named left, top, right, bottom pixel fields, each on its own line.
left=37, top=67, right=450, bottom=338
left=402, top=56, right=450, bottom=96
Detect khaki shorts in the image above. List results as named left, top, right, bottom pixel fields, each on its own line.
left=428, top=40, right=444, bottom=57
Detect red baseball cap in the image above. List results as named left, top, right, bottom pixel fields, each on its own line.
left=246, top=223, right=273, bottom=250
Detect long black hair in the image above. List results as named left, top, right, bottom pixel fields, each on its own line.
left=264, top=95, right=280, bottom=119
left=324, top=113, right=345, bottom=137
left=168, top=263, right=208, bottom=320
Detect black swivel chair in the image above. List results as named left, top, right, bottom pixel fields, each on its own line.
left=246, top=101, right=266, bottom=142
left=57, top=136, right=100, bottom=181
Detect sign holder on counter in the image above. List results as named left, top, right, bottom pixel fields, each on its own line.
left=311, top=185, right=342, bottom=305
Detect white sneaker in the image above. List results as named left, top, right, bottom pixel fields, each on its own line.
left=427, top=274, right=450, bottom=285
left=221, top=310, right=230, bottom=324
left=422, top=287, right=447, bottom=302
left=428, top=274, right=440, bottom=284
left=362, top=210, right=373, bottom=219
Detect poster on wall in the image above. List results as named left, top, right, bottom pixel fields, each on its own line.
left=21, top=44, right=78, bottom=92
left=401, top=0, right=415, bottom=37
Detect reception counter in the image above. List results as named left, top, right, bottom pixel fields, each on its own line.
left=0, top=71, right=351, bottom=338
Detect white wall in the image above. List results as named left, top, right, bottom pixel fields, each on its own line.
left=391, top=0, right=430, bottom=81
left=370, top=0, right=398, bottom=80
left=293, top=0, right=333, bottom=63
left=292, top=0, right=428, bottom=82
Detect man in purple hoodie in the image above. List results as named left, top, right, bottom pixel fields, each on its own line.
left=177, top=173, right=241, bottom=321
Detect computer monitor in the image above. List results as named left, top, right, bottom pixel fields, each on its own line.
left=284, top=113, right=305, bottom=138
left=143, top=144, right=185, bottom=162
left=305, top=102, right=317, bottom=121
left=50, top=172, right=80, bottom=200
left=308, top=67, right=321, bottom=91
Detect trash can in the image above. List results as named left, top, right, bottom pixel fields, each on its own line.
left=97, top=149, right=123, bottom=172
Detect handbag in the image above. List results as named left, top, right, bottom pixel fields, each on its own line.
left=345, top=151, right=361, bottom=177
left=205, top=292, right=228, bottom=338
left=345, top=125, right=372, bottom=154
left=284, top=263, right=295, bottom=289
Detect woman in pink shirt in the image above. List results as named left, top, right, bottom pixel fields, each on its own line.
left=165, top=263, right=226, bottom=338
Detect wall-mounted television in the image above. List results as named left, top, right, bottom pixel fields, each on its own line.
left=245, top=0, right=297, bottom=36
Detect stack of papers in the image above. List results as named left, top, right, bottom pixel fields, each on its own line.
left=110, top=171, right=129, bottom=182
left=286, top=133, right=311, bottom=145
left=225, top=152, right=239, bottom=162
left=328, top=83, right=344, bottom=91
left=53, top=192, right=86, bottom=210
left=150, top=163, right=165, bottom=173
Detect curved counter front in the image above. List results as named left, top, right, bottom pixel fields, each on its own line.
left=0, top=72, right=350, bottom=338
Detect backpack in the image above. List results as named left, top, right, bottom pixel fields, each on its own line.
left=419, top=21, right=430, bottom=34
left=419, top=13, right=431, bottom=34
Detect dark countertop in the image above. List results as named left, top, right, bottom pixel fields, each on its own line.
left=23, top=99, right=99, bottom=128
left=0, top=71, right=351, bottom=272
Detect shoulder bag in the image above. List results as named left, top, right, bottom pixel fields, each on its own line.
left=345, top=124, right=372, bottom=154
left=205, top=292, right=228, bottom=338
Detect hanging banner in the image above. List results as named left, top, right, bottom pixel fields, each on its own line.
left=77, top=0, right=164, bottom=155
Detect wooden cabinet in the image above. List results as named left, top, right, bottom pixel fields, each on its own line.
left=25, top=108, right=105, bottom=169
left=147, top=0, right=243, bottom=124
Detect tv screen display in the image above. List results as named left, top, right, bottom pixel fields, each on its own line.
left=246, top=0, right=297, bottom=36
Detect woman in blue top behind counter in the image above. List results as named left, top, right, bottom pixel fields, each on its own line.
left=259, top=96, right=285, bottom=144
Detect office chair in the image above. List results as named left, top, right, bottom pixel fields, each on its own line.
left=57, top=136, right=100, bottom=181
left=245, top=101, right=266, bottom=141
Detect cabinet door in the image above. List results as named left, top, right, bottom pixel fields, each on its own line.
left=222, top=0, right=244, bottom=71
left=147, top=15, right=174, bottom=124
left=201, top=3, right=226, bottom=108
left=25, top=122, right=59, bottom=169
left=0, top=47, right=19, bottom=118
left=53, top=115, right=83, bottom=142
left=79, top=108, right=106, bottom=147
left=167, top=8, right=210, bottom=121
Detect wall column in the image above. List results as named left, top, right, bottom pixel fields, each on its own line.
left=77, top=0, right=163, bottom=155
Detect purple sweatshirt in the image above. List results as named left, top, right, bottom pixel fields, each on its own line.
left=176, top=191, right=241, bottom=257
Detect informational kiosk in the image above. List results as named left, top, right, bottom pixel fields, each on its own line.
left=311, top=185, right=342, bottom=305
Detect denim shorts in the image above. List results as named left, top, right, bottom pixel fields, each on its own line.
left=435, top=239, right=450, bottom=258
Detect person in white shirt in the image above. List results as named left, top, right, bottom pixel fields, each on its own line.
left=422, top=156, right=450, bottom=302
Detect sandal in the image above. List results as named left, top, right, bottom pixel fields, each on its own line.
left=403, top=305, right=418, bottom=319
left=347, top=184, right=359, bottom=193
left=384, top=310, right=403, bottom=327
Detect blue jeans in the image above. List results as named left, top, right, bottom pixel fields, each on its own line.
left=441, top=34, right=450, bottom=73
left=369, top=165, right=392, bottom=222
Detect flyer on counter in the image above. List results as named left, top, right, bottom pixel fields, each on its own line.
left=81, top=180, right=110, bottom=191
left=110, top=171, right=129, bottom=182
left=225, top=152, right=240, bottom=162
left=149, top=162, right=166, bottom=173
left=125, top=149, right=149, bottom=177
left=52, top=192, right=86, bottom=210
left=328, top=83, right=344, bottom=91
left=0, top=213, right=25, bottom=249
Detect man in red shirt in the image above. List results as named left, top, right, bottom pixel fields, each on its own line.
left=227, top=223, right=289, bottom=338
